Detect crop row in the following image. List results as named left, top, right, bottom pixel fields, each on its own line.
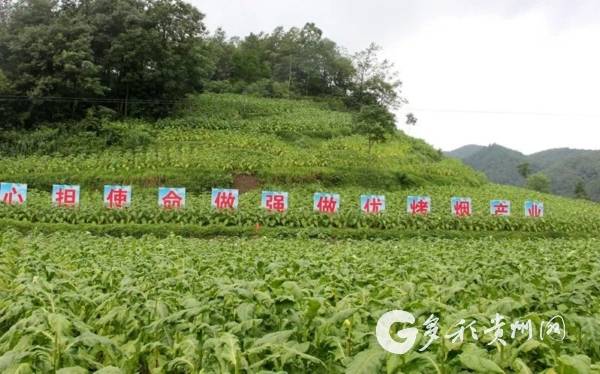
left=1, top=204, right=598, bottom=234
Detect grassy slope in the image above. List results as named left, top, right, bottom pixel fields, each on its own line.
left=0, top=93, right=599, bottom=237
left=0, top=94, right=485, bottom=191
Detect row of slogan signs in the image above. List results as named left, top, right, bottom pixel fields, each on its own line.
left=0, top=183, right=545, bottom=217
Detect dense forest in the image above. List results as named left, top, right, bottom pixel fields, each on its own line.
left=0, top=0, right=404, bottom=127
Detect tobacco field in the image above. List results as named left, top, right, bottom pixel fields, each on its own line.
left=1, top=185, right=600, bottom=239
left=2, top=94, right=600, bottom=373
left=1, top=231, right=599, bottom=373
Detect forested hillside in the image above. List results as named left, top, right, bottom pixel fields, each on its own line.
left=0, top=0, right=405, bottom=128
left=448, top=144, right=527, bottom=185
left=443, top=144, right=484, bottom=159
left=447, top=144, right=600, bottom=201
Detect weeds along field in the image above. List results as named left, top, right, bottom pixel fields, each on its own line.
left=0, top=185, right=598, bottom=237
left=0, top=231, right=599, bottom=373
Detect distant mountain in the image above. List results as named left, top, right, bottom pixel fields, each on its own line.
left=528, top=148, right=595, bottom=169
left=445, top=144, right=485, bottom=159
left=446, top=144, right=600, bottom=201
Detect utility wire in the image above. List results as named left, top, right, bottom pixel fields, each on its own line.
left=3, top=95, right=598, bottom=118
left=406, top=107, right=600, bottom=118
left=0, top=95, right=183, bottom=104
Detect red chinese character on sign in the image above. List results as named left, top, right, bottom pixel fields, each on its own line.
left=364, top=198, right=382, bottom=213
left=266, top=194, right=286, bottom=212
left=162, top=190, right=182, bottom=209
left=410, top=199, right=429, bottom=214
left=215, top=191, right=235, bottom=209
left=2, top=187, right=24, bottom=205
left=528, top=204, right=542, bottom=217
left=55, top=188, right=77, bottom=207
left=494, top=202, right=509, bottom=215
left=107, top=188, right=129, bottom=208
left=454, top=201, right=471, bottom=216
left=317, top=196, right=337, bottom=213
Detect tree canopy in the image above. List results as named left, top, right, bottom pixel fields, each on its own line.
left=0, top=0, right=210, bottom=126
left=0, top=1, right=406, bottom=128
left=526, top=173, right=551, bottom=193
left=575, top=180, right=589, bottom=200
left=352, top=104, right=397, bottom=153
left=203, top=24, right=404, bottom=109
left=517, top=162, right=531, bottom=179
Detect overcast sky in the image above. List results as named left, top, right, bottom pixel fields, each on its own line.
left=194, top=0, right=600, bottom=154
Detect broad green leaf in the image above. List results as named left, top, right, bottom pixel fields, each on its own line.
left=0, top=351, right=27, bottom=371
left=557, top=355, right=591, bottom=374
left=345, top=348, right=385, bottom=374
left=94, top=367, right=124, bottom=374
left=57, top=367, right=88, bottom=374
left=512, top=358, right=533, bottom=374
left=252, top=330, right=294, bottom=347
left=459, top=351, right=504, bottom=373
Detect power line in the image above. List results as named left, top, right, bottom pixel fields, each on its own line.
left=4, top=95, right=597, bottom=118
left=406, top=107, right=600, bottom=118
left=0, top=95, right=183, bottom=104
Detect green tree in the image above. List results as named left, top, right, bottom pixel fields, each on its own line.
left=353, top=104, right=396, bottom=154
left=208, top=23, right=356, bottom=100
left=0, top=69, right=8, bottom=92
left=271, top=23, right=354, bottom=98
left=232, top=33, right=270, bottom=84
left=0, top=0, right=210, bottom=125
left=205, top=28, right=235, bottom=82
left=0, top=68, right=16, bottom=127
left=526, top=173, right=550, bottom=193
left=0, top=0, right=12, bottom=28
left=88, top=0, right=210, bottom=117
left=350, top=43, right=405, bottom=110
left=574, top=180, right=589, bottom=200
left=0, top=0, right=105, bottom=124
left=517, top=162, right=531, bottom=179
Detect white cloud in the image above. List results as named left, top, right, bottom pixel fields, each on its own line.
left=194, top=0, right=600, bottom=154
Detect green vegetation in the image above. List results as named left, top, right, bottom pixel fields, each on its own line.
left=444, top=145, right=484, bottom=160
left=1, top=92, right=599, bottom=373
left=352, top=104, right=397, bottom=154
left=1, top=184, right=599, bottom=239
left=517, top=163, right=531, bottom=179
left=575, top=181, right=590, bottom=200
left=3, top=0, right=599, bottom=371
left=1, top=231, right=599, bottom=373
left=1, top=1, right=402, bottom=128
left=526, top=173, right=551, bottom=193
left=447, top=144, right=600, bottom=201
left=446, top=144, right=530, bottom=186
left=0, top=94, right=481, bottom=191
left=0, top=93, right=597, bottom=240
left=0, top=0, right=208, bottom=124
